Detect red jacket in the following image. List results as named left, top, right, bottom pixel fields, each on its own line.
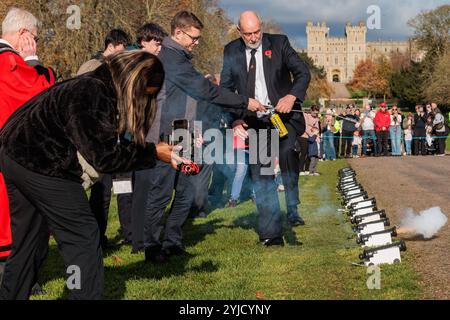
left=374, top=110, right=391, bottom=132
left=0, top=45, right=54, bottom=258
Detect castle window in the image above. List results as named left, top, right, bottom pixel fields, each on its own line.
left=335, top=57, right=338, bottom=64
left=397, top=48, right=399, bottom=52
left=385, top=48, right=387, bottom=52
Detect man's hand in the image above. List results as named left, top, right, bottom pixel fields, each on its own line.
left=275, top=94, right=296, bottom=114
left=156, top=143, right=191, bottom=170
left=232, top=120, right=249, bottom=140
left=18, top=32, right=37, bottom=59
left=248, top=98, right=267, bottom=113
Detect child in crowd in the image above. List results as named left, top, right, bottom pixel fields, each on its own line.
left=308, top=127, right=321, bottom=176
left=404, top=124, right=413, bottom=156
left=352, top=130, right=362, bottom=158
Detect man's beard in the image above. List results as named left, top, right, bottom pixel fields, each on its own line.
left=245, top=40, right=261, bottom=49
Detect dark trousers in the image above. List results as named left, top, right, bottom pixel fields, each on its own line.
left=0, top=153, right=103, bottom=300
left=248, top=129, right=282, bottom=240
left=89, top=174, right=133, bottom=243
left=413, top=129, right=426, bottom=155
left=208, top=164, right=231, bottom=207
left=131, top=161, right=194, bottom=252
left=190, top=164, right=213, bottom=215
left=279, top=122, right=301, bottom=217
left=340, top=130, right=353, bottom=157
left=376, top=131, right=390, bottom=156
left=297, top=137, right=310, bottom=173
left=435, top=131, right=447, bottom=155
left=334, top=132, right=341, bottom=157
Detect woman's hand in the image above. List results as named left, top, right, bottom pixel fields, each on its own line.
left=156, top=143, right=191, bottom=170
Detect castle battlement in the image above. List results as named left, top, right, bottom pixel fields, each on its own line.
left=305, top=21, right=415, bottom=83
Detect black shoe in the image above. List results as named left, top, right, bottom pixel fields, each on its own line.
left=163, top=245, right=190, bottom=257
left=260, top=237, right=285, bottom=247
left=289, top=217, right=305, bottom=226
left=145, top=246, right=168, bottom=264
left=31, top=283, right=47, bottom=296
left=195, top=211, right=207, bottom=219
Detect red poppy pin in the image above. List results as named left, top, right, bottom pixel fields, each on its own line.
left=264, top=50, right=272, bottom=59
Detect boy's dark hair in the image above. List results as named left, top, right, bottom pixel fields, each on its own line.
left=136, top=23, right=168, bottom=47
left=170, top=11, right=204, bottom=35
left=104, top=29, right=131, bottom=51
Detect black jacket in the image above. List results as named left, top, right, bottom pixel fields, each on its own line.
left=0, top=64, right=157, bottom=182
left=220, top=33, right=311, bottom=131
left=146, top=37, right=248, bottom=144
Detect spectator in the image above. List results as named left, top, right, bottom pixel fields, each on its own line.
left=299, top=105, right=320, bottom=175
left=352, top=130, right=362, bottom=158
left=390, top=106, right=403, bottom=156
left=227, top=127, right=249, bottom=208
left=0, top=7, right=55, bottom=291
left=360, top=105, right=377, bottom=156
left=403, top=113, right=414, bottom=156
left=413, top=105, right=427, bottom=156
left=374, top=103, right=391, bottom=156
left=320, top=109, right=336, bottom=160
left=136, top=22, right=168, bottom=55
left=340, top=106, right=358, bottom=158
left=425, top=113, right=435, bottom=154
left=77, top=29, right=130, bottom=75
left=77, top=28, right=132, bottom=248
left=307, top=127, right=321, bottom=176
left=431, top=103, right=447, bottom=156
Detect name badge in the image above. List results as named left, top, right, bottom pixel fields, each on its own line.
left=112, top=179, right=133, bottom=194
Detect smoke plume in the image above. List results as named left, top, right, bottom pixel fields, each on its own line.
left=399, top=207, right=448, bottom=239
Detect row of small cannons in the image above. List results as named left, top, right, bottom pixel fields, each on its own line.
left=338, top=167, right=407, bottom=266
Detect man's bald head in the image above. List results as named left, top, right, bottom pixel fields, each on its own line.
left=238, top=11, right=263, bottom=49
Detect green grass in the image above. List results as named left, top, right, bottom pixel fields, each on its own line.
left=33, top=160, right=422, bottom=300
left=446, top=136, right=450, bottom=151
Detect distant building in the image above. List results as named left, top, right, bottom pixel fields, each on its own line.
left=303, top=21, right=425, bottom=83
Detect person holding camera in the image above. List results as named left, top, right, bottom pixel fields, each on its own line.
left=0, top=51, right=178, bottom=299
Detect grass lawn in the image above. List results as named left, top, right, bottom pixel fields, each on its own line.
left=447, top=136, right=450, bottom=151
left=33, top=160, right=422, bottom=300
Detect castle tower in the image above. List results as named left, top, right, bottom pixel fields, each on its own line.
left=345, top=21, right=367, bottom=82
left=306, top=21, right=329, bottom=68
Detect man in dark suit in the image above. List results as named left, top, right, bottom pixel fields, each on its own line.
left=220, top=11, right=311, bottom=246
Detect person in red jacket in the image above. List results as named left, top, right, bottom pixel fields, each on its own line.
left=373, top=102, right=391, bottom=156
left=0, top=8, right=54, bottom=265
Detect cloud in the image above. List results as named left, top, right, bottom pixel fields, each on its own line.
left=219, top=0, right=448, bottom=47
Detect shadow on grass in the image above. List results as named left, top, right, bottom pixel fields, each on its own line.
left=231, top=211, right=302, bottom=246
left=37, top=243, right=219, bottom=300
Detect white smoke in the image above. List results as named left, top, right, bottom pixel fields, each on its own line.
left=400, top=207, right=448, bottom=239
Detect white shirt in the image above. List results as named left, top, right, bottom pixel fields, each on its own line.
left=390, top=114, right=402, bottom=126
left=0, top=38, right=39, bottom=61
left=246, top=41, right=270, bottom=116
left=361, top=111, right=375, bottom=131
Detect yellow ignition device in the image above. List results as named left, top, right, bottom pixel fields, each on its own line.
left=269, top=110, right=288, bottom=138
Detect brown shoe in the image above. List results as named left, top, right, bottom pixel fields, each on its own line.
left=228, top=199, right=237, bottom=208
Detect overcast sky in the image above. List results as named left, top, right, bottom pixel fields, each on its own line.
left=219, top=0, right=448, bottom=48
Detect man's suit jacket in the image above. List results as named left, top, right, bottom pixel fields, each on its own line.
left=220, top=33, right=311, bottom=133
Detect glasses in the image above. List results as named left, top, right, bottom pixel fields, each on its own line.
left=26, top=29, right=40, bottom=43
left=180, top=30, right=201, bottom=43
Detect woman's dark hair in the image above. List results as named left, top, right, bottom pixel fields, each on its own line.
left=136, top=23, right=168, bottom=48
left=311, top=105, right=320, bottom=112
left=105, top=51, right=164, bottom=146
left=104, top=29, right=131, bottom=51
left=170, top=11, right=204, bottom=35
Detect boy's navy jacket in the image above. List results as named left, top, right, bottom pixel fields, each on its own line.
left=308, top=134, right=319, bottom=157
